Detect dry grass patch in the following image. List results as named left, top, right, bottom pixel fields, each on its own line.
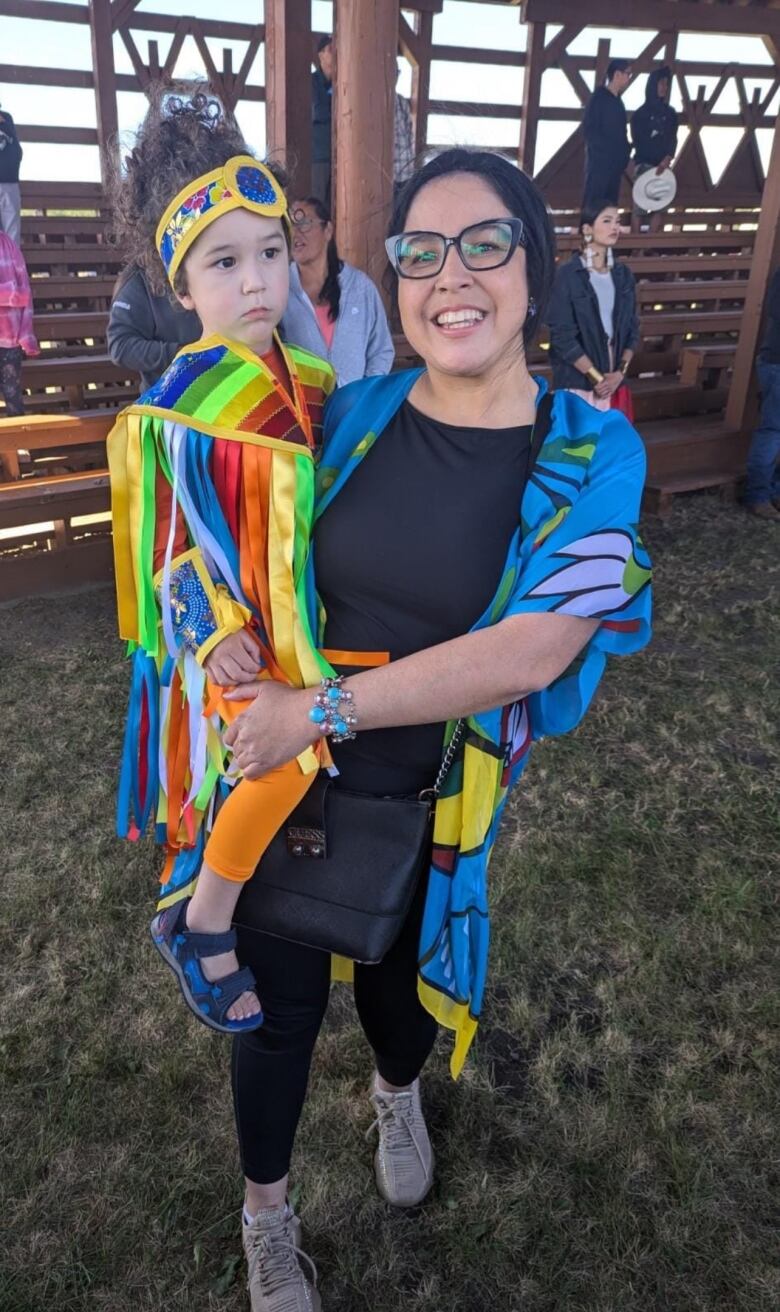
left=2, top=496, right=778, bottom=1311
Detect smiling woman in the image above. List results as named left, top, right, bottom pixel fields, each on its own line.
left=218, top=148, right=652, bottom=1310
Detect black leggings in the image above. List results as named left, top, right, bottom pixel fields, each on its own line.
left=231, top=876, right=438, bottom=1184
left=0, top=347, right=24, bottom=416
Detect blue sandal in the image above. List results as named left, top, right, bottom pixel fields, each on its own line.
left=150, top=898, right=264, bottom=1034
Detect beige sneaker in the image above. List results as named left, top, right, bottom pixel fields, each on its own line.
left=242, top=1203, right=321, bottom=1312
left=367, top=1077, right=434, bottom=1207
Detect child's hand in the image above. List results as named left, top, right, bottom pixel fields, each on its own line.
left=203, top=629, right=263, bottom=686
left=223, top=683, right=317, bottom=779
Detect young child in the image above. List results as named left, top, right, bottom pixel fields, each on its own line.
left=0, top=230, right=38, bottom=415
left=108, top=91, right=348, bottom=1034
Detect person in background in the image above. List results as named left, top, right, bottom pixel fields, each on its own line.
left=107, top=264, right=201, bottom=393
left=744, top=266, right=780, bottom=520
left=0, top=102, right=23, bottom=245
left=0, top=230, right=38, bottom=416
left=582, top=59, right=633, bottom=210
left=631, top=66, right=678, bottom=234
left=394, top=63, right=415, bottom=199
left=547, top=200, right=640, bottom=413
left=311, top=35, right=333, bottom=209
left=281, top=197, right=394, bottom=384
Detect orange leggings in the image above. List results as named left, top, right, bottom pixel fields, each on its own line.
left=203, top=689, right=319, bottom=883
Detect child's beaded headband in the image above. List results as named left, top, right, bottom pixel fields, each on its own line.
left=155, top=155, right=289, bottom=285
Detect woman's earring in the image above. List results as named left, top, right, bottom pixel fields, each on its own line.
left=527, top=296, right=537, bottom=318
left=606, top=246, right=614, bottom=270
left=583, top=235, right=594, bottom=271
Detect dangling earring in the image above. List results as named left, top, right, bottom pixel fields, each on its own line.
left=583, top=232, right=594, bottom=270
left=527, top=296, right=537, bottom=318
left=606, top=246, right=614, bottom=270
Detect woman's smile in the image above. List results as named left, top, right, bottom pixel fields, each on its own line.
left=431, top=305, right=488, bottom=336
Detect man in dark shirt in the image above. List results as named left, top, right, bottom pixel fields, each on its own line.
left=582, top=59, right=633, bottom=209
left=0, top=103, right=23, bottom=245
left=745, top=267, right=780, bottom=518
left=311, top=35, right=333, bottom=208
left=631, top=66, right=678, bottom=233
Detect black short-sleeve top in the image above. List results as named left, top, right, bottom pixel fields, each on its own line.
left=313, top=399, right=533, bottom=796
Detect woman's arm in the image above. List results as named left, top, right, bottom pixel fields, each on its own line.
left=223, top=611, right=597, bottom=779
left=548, top=269, right=591, bottom=370
left=108, top=271, right=179, bottom=381
left=363, top=285, right=395, bottom=377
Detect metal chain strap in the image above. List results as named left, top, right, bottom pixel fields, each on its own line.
left=432, top=718, right=466, bottom=797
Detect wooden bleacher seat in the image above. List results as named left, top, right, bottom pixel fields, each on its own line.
left=0, top=469, right=112, bottom=600
left=679, top=344, right=736, bottom=389
left=0, top=412, right=113, bottom=480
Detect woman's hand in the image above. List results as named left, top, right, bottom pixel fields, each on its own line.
left=203, top=629, right=263, bottom=686
left=594, top=371, right=623, bottom=399
left=223, top=682, right=319, bottom=779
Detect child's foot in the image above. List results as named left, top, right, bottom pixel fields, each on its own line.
left=150, top=898, right=264, bottom=1035
left=184, top=903, right=262, bottom=1023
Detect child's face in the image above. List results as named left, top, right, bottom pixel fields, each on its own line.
left=177, top=208, right=290, bottom=354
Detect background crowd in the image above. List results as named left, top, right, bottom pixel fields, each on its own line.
left=0, top=46, right=777, bottom=518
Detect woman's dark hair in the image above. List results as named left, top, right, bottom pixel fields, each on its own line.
left=293, top=196, right=343, bottom=322
left=385, top=148, right=556, bottom=349
left=110, top=84, right=287, bottom=297
left=606, top=58, right=631, bottom=82
left=579, top=200, right=620, bottom=230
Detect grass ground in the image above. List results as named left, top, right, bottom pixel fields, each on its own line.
left=1, top=495, right=778, bottom=1312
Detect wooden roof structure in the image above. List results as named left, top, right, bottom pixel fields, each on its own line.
left=1, top=0, right=780, bottom=590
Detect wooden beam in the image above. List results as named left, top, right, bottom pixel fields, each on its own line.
left=524, top=0, right=780, bottom=37
left=519, top=21, right=545, bottom=174
left=399, top=14, right=422, bottom=67
left=16, top=125, right=99, bottom=145
left=0, top=0, right=87, bottom=21
left=0, top=64, right=94, bottom=89
left=726, top=114, right=780, bottom=433
left=88, top=0, right=119, bottom=186
left=411, top=12, right=433, bottom=162
left=333, top=0, right=398, bottom=283
left=264, top=0, right=313, bottom=199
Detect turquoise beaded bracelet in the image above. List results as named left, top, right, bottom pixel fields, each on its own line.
left=308, top=675, right=358, bottom=744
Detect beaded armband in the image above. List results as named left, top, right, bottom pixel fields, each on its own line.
left=308, top=676, right=358, bottom=744
left=154, top=548, right=250, bottom=661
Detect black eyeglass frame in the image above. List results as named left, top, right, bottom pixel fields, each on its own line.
left=384, top=217, right=526, bottom=280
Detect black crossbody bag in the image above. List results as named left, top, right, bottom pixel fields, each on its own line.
left=234, top=391, right=554, bottom=963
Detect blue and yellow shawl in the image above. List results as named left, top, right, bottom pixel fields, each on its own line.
left=311, top=370, right=652, bottom=1077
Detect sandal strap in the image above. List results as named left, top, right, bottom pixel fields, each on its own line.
left=182, top=926, right=237, bottom=957
left=212, top=967, right=258, bottom=1013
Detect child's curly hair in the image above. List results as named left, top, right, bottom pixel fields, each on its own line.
left=111, top=85, right=284, bottom=297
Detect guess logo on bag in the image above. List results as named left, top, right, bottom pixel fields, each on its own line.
left=286, top=825, right=327, bottom=859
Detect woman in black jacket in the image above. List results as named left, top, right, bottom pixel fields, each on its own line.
left=547, top=201, right=641, bottom=412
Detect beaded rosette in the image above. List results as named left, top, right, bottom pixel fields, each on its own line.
left=155, top=155, right=289, bottom=284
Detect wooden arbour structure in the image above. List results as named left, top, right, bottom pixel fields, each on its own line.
left=2, top=0, right=780, bottom=595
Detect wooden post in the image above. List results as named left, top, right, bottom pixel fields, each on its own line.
left=725, top=112, right=780, bottom=433
left=412, top=12, right=433, bottom=162
left=265, top=0, right=313, bottom=199
left=88, top=0, right=119, bottom=184
left=519, top=20, right=545, bottom=176
left=333, top=0, right=398, bottom=282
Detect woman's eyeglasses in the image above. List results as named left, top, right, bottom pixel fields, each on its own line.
left=291, top=215, right=326, bottom=232
left=384, top=218, right=525, bottom=279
